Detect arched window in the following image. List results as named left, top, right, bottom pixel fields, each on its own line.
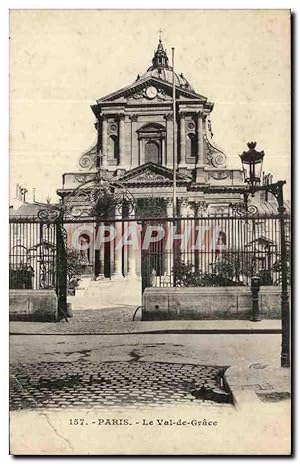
left=145, top=141, right=160, bottom=164
left=186, top=133, right=197, bottom=158
left=107, top=135, right=119, bottom=161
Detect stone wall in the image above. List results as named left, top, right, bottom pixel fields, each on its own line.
left=142, top=286, right=286, bottom=321
left=9, top=290, right=58, bottom=321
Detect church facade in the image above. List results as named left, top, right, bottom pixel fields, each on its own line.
left=57, top=39, right=273, bottom=281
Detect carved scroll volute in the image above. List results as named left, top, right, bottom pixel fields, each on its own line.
left=79, top=145, right=98, bottom=171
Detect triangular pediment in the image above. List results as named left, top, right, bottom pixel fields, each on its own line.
left=96, top=76, right=207, bottom=104
left=114, top=162, right=192, bottom=185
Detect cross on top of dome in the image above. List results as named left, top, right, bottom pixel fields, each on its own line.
left=150, top=37, right=169, bottom=70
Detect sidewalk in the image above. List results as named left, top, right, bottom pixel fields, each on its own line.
left=225, top=363, right=291, bottom=410
left=10, top=306, right=282, bottom=335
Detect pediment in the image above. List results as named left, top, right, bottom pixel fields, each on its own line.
left=114, top=162, right=192, bottom=185
left=96, top=76, right=206, bottom=104
left=127, top=84, right=173, bottom=103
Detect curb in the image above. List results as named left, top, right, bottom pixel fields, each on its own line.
left=10, top=327, right=282, bottom=336
left=224, top=364, right=291, bottom=411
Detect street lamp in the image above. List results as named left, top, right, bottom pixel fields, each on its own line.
left=240, top=141, right=264, bottom=190
left=203, top=142, right=290, bottom=368
left=239, top=142, right=290, bottom=368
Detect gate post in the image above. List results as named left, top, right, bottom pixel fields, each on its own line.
left=56, top=222, right=68, bottom=322
left=277, top=187, right=290, bottom=368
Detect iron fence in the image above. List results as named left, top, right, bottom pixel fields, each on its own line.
left=140, top=215, right=290, bottom=291
left=9, top=213, right=290, bottom=296
left=9, top=219, right=57, bottom=290
left=9, top=216, right=68, bottom=318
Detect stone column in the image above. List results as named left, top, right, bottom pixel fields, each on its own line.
left=161, top=137, right=166, bottom=166
left=127, top=205, right=137, bottom=278
left=112, top=205, right=123, bottom=279
left=194, top=200, right=208, bottom=273
left=102, top=115, right=108, bottom=167
left=119, top=114, right=125, bottom=166
left=164, top=199, right=173, bottom=285
left=187, top=206, right=195, bottom=267
left=179, top=112, right=186, bottom=166
left=179, top=198, right=188, bottom=264
left=98, top=221, right=105, bottom=279
left=196, top=112, right=205, bottom=183
left=110, top=230, right=114, bottom=278
left=165, top=113, right=173, bottom=168
left=138, top=137, right=142, bottom=165
left=130, top=114, right=138, bottom=168
left=196, top=112, right=204, bottom=166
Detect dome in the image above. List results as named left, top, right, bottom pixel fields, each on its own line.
left=138, top=39, right=195, bottom=93
left=141, top=67, right=194, bottom=92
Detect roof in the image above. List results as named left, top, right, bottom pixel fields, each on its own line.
left=94, top=39, right=206, bottom=106
left=94, top=75, right=206, bottom=106
left=249, top=194, right=291, bottom=215
left=9, top=202, right=59, bottom=217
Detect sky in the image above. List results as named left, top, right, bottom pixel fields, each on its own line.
left=9, top=9, right=290, bottom=203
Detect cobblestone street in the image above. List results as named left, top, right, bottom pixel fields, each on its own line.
left=9, top=330, right=290, bottom=455
left=10, top=330, right=283, bottom=412
left=10, top=360, right=230, bottom=410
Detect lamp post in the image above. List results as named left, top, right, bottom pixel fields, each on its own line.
left=203, top=141, right=290, bottom=368
left=240, top=141, right=264, bottom=190
left=239, top=142, right=290, bottom=368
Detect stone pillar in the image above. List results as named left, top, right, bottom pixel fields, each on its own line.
left=196, top=112, right=204, bottom=166
left=123, top=220, right=128, bottom=276
left=179, top=113, right=186, bottom=166
left=196, top=112, right=205, bottom=183
left=110, top=230, right=114, bottom=277
left=165, top=113, right=173, bottom=168
left=187, top=206, right=195, bottom=267
left=130, top=114, right=138, bottom=168
left=112, top=205, right=123, bottom=279
left=138, top=137, right=142, bottom=165
left=161, top=137, right=166, bottom=166
left=127, top=205, right=137, bottom=278
left=179, top=198, right=189, bottom=264
left=102, top=115, right=108, bottom=167
left=119, top=114, right=125, bottom=166
left=98, top=222, right=105, bottom=279
left=164, top=199, right=173, bottom=285
left=194, top=200, right=208, bottom=273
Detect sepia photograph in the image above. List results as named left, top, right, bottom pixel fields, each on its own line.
left=8, top=9, right=291, bottom=455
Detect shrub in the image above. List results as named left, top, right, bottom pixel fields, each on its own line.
left=173, top=255, right=244, bottom=287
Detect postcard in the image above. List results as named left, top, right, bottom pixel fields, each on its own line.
left=9, top=9, right=291, bottom=455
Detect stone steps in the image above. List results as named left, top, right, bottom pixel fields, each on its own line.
left=70, top=276, right=142, bottom=310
